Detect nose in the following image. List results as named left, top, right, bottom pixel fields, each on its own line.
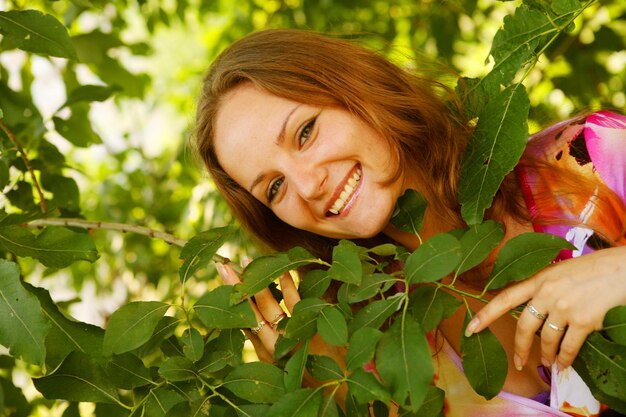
left=289, top=162, right=327, bottom=201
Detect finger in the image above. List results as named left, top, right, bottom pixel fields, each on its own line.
left=555, top=326, right=588, bottom=370
left=513, top=305, right=546, bottom=369
left=244, top=330, right=274, bottom=363
left=254, top=287, right=286, bottom=328
left=216, top=263, right=241, bottom=286
left=248, top=300, right=279, bottom=353
left=540, top=318, right=567, bottom=367
left=279, top=272, right=300, bottom=313
left=466, top=278, right=537, bottom=336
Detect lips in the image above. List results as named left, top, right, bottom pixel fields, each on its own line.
left=327, top=165, right=362, bottom=215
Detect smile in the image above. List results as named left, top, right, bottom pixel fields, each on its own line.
left=328, top=166, right=362, bottom=215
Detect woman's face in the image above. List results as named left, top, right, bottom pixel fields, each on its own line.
left=213, top=84, right=409, bottom=239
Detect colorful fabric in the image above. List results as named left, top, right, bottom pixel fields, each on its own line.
left=433, top=110, right=626, bottom=416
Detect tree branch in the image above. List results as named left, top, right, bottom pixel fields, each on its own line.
left=28, top=217, right=188, bottom=246
left=0, top=119, right=48, bottom=212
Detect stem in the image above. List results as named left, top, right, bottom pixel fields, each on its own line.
left=517, top=0, right=595, bottom=85
left=0, top=119, right=48, bottom=212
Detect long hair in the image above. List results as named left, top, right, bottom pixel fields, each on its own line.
left=195, top=29, right=478, bottom=259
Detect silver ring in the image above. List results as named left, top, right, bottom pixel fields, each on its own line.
left=270, top=313, right=286, bottom=328
left=546, top=321, right=566, bottom=332
left=527, top=303, right=547, bottom=321
left=250, top=320, right=266, bottom=335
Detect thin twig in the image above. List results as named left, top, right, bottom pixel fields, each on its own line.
left=0, top=119, right=48, bottom=212
left=27, top=217, right=236, bottom=267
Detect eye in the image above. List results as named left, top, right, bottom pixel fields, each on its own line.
left=267, top=177, right=284, bottom=203
left=298, top=117, right=316, bottom=147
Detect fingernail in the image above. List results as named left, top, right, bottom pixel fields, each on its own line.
left=514, top=353, right=523, bottom=371
left=541, top=357, right=551, bottom=368
left=242, top=256, right=252, bottom=267
left=464, top=317, right=480, bottom=337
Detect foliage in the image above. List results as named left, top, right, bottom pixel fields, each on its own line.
left=0, top=0, right=625, bottom=416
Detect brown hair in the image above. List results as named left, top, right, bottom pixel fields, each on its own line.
left=194, top=29, right=520, bottom=259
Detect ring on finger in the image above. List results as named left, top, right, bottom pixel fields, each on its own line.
left=527, top=303, right=547, bottom=321
left=251, top=320, right=266, bottom=335
left=546, top=320, right=566, bottom=332
left=270, top=312, right=286, bottom=328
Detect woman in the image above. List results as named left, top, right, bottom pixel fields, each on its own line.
left=195, top=29, right=626, bottom=416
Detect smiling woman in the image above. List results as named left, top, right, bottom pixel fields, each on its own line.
left=194, top=28, right=626, bottom=416
left=213, top=83, right=403, bottom=240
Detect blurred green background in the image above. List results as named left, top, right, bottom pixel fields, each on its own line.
left=0, top=1, right=624, bottom=413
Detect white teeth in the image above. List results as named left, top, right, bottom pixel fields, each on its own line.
left=328, top=168, right=361, bottom=215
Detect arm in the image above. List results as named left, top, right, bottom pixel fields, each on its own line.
left=466, top=245, right=626, bottom=371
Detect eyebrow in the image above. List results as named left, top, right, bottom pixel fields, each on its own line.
left=248, top=104, right=303, bottom=194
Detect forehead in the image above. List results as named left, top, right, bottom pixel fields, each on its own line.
left=213, top=84, right=294, bottom=182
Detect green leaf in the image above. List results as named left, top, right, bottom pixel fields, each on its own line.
left=223, top=362, right=285, bottom=403
left=345, top=273, right=395, bottom=303
left=306, top=355, right=344, bottom=381
left=33, top=351, right=119, bottom=403
left=285, top=298, right=327, bottom=341
left=181, top=327, right=204, bottom=362
left=404, top=233, right=462, bottom=285
left=349, top=296, right=403, bottom=334
left=273, top=334, right=300, bottom=360
left=266, top=388, right=323, bottom=417
left=198, top=328, right=245, bottom=374
left=317, top=306, right=348, bottom=346
left=61, top=84, right=121, bottom=108
left=179, top=226, right=233, bottom=283
left=455, top=76, right=499, bottom=119
left=26, top=283, right=104, bottom=369
left=284, top=339, right=309, bottom=392
left=328, top=240, right=362, bottom=284
left=0, top=226, right=99, bottom=268
left=459, top=84, right=529, bottom=225
left=103, top=301, right=169, bottom=355
left=144, top=386, right=186, bottom=417
left=390, top=189, right=428, bottom=237
left=158, top=356, right=197, bottom=381
left=52, top=106, right=103, bottom=148
left=574, top=332, right=626, bottom=414
left=409, top=286, right=461, bottom=332
left=604, top=306, right=626, bottom=345
left=194, top=285, right=257, bottom=329
left=346, top=367, right=391, bottom=405
left=345, top=392, right=369, bottom=417
left=460, top=309, right=507, bottom=399
left=105, top=353, right=152, bottom=389
left=299, top=268, right=332, bottom=299
left=367, top=243, right=398, bottom=257
left=399, top=385, right=445, bottom=417
left=0, top=374, right=33, bottom=417
left=484, top=232, right=574, bottom=291
left=318, top=395, right=340, bottom=417
left=573, top=332, right=626, bottom=414
left=487, top=7, right=552, bottom=87
left=233, top=251, right=318, bottom=302
left=40, top=174, right=80, bottom=212
left=375, top=317, right=432, bottom=410
left=0, top=10, right=77, bottom=59
left=0, top=260, right=49, bottom=365
left=346, top=327, right=383, bottom=371
left=456, top=221, right=504, bottom=275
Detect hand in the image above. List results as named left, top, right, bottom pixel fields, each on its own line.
left=216, top=262, right=300, bottom=362
left=465, top=246, right=626, bottom=371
